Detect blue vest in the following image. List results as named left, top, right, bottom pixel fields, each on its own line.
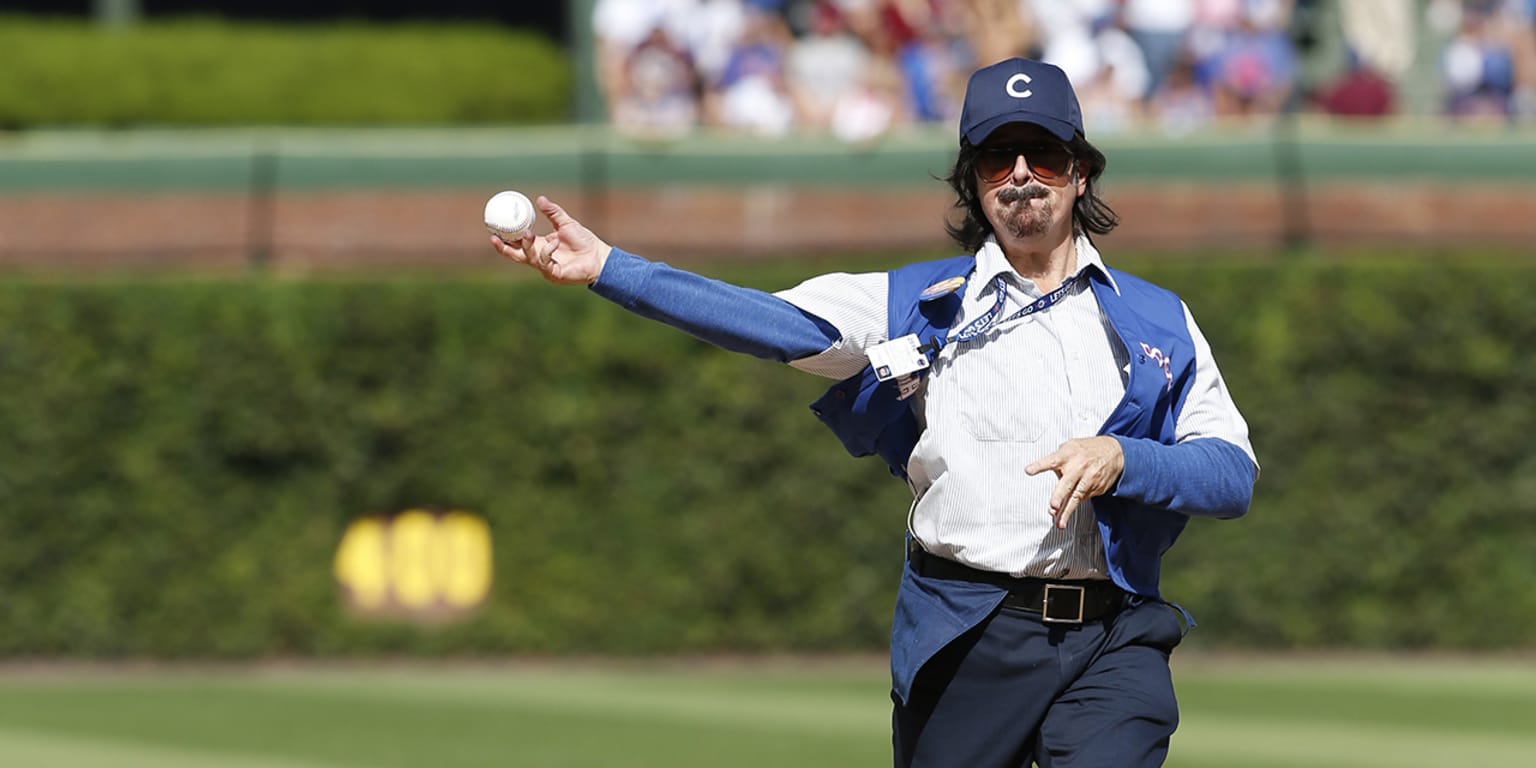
left=810, top=254, right=1200, bottom=703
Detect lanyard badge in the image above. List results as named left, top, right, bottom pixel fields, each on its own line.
left=868, top=334, right=942, bottom=400
left=865, top=273, right=968, bottom=401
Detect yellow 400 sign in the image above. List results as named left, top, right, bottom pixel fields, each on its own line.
left=333, top=509, right=493, bottom=620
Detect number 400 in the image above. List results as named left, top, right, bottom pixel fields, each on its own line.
left=333, top=509, right=493, bottom=615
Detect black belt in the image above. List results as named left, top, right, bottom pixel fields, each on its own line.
left=907, top=547, right=1125, bottom=624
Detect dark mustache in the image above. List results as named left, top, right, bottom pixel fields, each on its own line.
left=996, top=185, right=1050, bottom=204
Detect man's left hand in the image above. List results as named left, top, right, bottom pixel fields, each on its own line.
left=1025, top=436, right=1125, bottom=530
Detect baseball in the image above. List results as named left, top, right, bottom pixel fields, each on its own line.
left=484, top=190, right=535, bottom=241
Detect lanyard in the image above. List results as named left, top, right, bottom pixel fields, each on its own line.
left=950, top=272, right=1081, bottom=344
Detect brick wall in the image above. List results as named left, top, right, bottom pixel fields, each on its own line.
left=3, top=181, right=1533, bottom=272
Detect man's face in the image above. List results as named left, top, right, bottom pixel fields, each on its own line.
left=975, top=123, right=1084, bottom=243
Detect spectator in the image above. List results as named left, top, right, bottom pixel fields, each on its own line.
left=1187, top=0, right=1247, bottom=75
left=1310, top=0, right=1409, bottom=119
left=1120, top=0, right=1197, bottom=100
left=891, top=3, right=970, bottom=125
left=705, top=9, right=802, bottom=135
left=1501, top=0, right=1536, bottom=117
left=1075, top=25, right=1154, bottom=134
left=1314, top=52, right=1397, bottom=117
left=611, top=27, right=702, bottom=137
left=1208, top=0, right=1299, bottom=118
left=829, top=55, right=910, bottom=142
left=786, top=1, right=873, bottom=130
left=1439, top=0, right=1520, bottom=118
left=832, top=0, right=965, bottom=126
left=1148, top=50, right=1216, bottom=134
left=1077, top=60, right=1140, bottom=134
left=593, top=0, right=697, bottom=120
left=680, top=0, right=752, bottom=88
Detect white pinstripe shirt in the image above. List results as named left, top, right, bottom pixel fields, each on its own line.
left=774, top=235, right=1254, bottom=579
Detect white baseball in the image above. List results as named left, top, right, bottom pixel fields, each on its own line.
left=484, top=190, right=535, bottom=241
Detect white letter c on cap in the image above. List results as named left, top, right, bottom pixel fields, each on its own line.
left=1006, top=73, right=1033, bottom=99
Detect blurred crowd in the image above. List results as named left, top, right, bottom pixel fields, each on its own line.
left=593, top=0, right=1536, bottom=140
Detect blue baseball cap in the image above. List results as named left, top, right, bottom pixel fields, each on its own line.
left=959, top=58, right=1084, bottom=146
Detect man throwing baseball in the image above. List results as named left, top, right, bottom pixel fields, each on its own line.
left=493, top=57, right=1256, bottom=768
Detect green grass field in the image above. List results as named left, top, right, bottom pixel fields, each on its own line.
left=1, top=655, right=1532, bottom=767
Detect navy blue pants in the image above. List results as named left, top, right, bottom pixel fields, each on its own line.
left=892, top=599, right=1184, bottom=768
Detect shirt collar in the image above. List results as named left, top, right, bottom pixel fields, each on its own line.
left=972, top=234, right=1118, bottom=297
left=1075, top=236, right=1119, bottom=294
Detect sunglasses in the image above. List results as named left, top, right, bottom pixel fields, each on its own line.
left=975, top=143, right=1076, bottom=186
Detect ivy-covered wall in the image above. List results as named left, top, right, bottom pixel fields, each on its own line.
left=2, top=257, right=1532, bottom=656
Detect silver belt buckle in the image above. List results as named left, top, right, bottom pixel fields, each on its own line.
left=1041, top=584, right=1086, bottom=624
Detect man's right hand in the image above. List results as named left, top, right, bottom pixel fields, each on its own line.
left=490, top=195, right=612, bottom=286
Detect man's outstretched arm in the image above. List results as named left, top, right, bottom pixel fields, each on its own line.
left=590, top=247, right=841, bottom=362
left=492, top=195, right=843, bottom=364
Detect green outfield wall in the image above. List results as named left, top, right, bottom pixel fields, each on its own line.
left=3, top=123, right=1536, bottom=192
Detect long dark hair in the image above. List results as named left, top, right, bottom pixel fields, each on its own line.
left=944, top=134, right=1119, bottom=253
